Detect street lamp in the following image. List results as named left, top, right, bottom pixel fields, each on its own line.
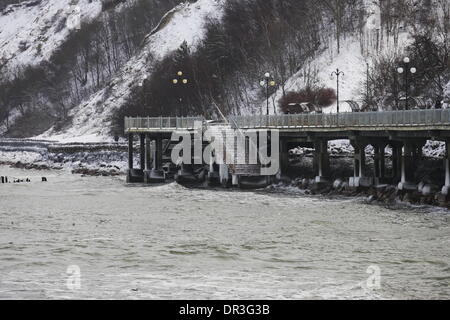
left=397, top=57, right=416, bottom=110
left=331, top=68, right=344, bottom=114
left=138, top=75, right=149, bottom=113
left=138, top=74, right=148, bottom=87
left=366, top=62, right=370, bottom=109
left=172, top=71, right=189, bottom=117
left=260, top=73, right=276, bottom=115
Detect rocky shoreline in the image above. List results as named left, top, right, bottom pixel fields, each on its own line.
left=285, top=177, right=450, bottom=209
left=275, top=153, right=450, bottom=209
left=0, top=139, right=129, bottom=177
left=0, top=160, right=124, bottom=177
left=0, top=160, right=54, bottom=171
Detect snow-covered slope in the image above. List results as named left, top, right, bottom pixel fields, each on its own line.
left=0, top=0, right=103, bottom=75
left=38, top=0, right=225, bottom=143
left=444, top=81, right=450, bottom=108
left=267, top=0, right=413, bottom=114
left=267, top=39, right=367, bottom=114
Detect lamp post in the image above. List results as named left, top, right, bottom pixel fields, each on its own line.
left=172, top=71, right=189, bottom=117
left=138, top=75, right=148, bottom=88
left=397, top=57, right=416, bottom=110
left=331, top=68, right=344, bottom=114
left=260, top=72, right=276, bottom=115
left=138, top=75, right=149, bottom=113
left=366, top=62, right=370, bottom=108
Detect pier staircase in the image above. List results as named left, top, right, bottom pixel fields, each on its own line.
left=205, top=123, right=262, bottom=180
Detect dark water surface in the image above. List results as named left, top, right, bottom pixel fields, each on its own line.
left=0, top=166, right=449, bottom=299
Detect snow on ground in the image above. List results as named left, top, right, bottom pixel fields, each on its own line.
left=266, top=29, right=412, bottom=114
left=444, top=80, right=450, bottom=108
left=37, top=0, right=225, bottom=143
left=290, top=139, right=445, bottom=159
left=0, top=150, right=44, bottom=164
left=0, top=140, right=131, bottom=174
left=32, top=132, right=112, bottom=144
left=263, top=38, right=366, bottom=115
left=0, top=107, right=21, bottom=135
left=315, top=41, right=367, bottom=114
left=0, top=0, right=102, bottom=75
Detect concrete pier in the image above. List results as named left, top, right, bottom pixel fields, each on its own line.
left=124, top=111, right=450, bottom=194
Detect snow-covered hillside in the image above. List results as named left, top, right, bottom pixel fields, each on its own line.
left=1, top=0, right=446, bottom=143
left=37, top=0, right=225, bottom=143
left=445, top=81, right=450, bottom=107
left=268, top=24, right=413, bottom=114
left=266, top=39, right=368, bottom=114
left=0, top=0, right=103, bottom=75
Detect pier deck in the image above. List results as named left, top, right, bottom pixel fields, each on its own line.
left=124, top=109, right=450, bottom=193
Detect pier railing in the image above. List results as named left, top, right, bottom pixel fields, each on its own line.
left=125, top=109, right=450, bottom=132
left=124, top=116, right=204, bottom=132
left=229, top=109, right=450, bottom=129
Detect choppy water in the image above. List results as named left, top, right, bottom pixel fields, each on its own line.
left=0, top=166, right=449, bottom=299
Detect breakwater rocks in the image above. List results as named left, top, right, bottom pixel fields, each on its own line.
left=71, top=166, right=121, bottom=177
left=285, top=177, right=450, bottom=209
left=0, top=160, right=53, bottom=171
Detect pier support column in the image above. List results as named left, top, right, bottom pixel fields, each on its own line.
left=398, top=140, right=424, bottom=191
left=176, top=133, right=198, bottom=184
left=278, top=138, right=290, bottom=178
left=232, top=174, right=239, bottom=186
left=373, top=143, right=386, bottom=185
left=314, top=139, right=330, bottom=183
left=155, top=135, right=163, bottom=170
left=127, top=133, right=144, bottom=183
left=148, top=134, right=165, bottom=183
left=391, top=143, right=402, bottom=183
left=442, top=140, right=450, bottom=195
left=207, top=151, right=219, bottom=185
left=219, top=164, right=230, bottom=187
left=128, top=133, right=134, bottom=170
left=140, top=134, right=145, bottom=171
left=126, top=133, right=134, bottom=183
left=349, top=141, right=372, bottom=188
left=144, top=134, right=152, bottom=183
